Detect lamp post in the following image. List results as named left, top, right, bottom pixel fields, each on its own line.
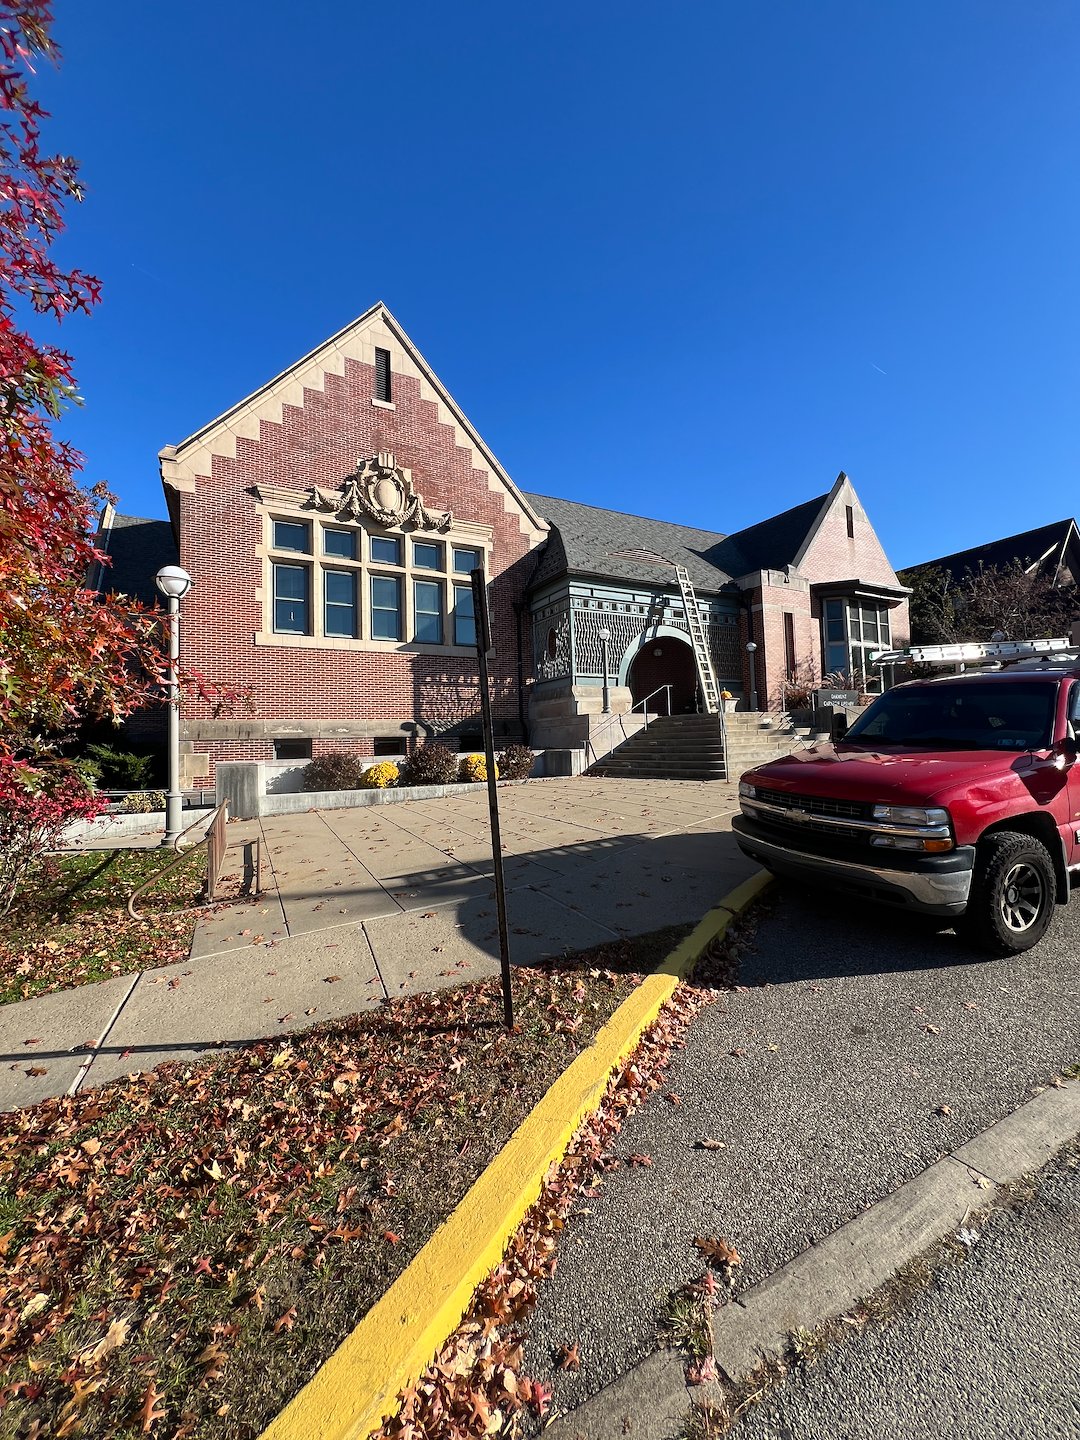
left=155, top=564, right=193, bottom=843
left=746, top=640, right=759, bottom=713
left=598, top=626, right=612, bottom=714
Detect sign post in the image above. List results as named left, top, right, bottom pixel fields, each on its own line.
left=471, top=568, right=514, bottom=1030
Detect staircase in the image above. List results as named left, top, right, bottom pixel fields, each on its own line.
left=586, top=711, right=821, bottom=783
left=721, top=711, right=821, bottom=784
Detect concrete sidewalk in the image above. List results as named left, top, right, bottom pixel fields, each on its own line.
left=0, top=778, right=753, bottom=1111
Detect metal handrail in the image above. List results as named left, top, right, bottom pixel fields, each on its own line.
left=586, top=684, right=673, bottom=765
left=127, top=800, right=245, bottom=920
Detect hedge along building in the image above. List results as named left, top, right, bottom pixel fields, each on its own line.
left=154, top=304, right=909, bottom=785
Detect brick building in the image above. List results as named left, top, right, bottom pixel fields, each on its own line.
left=104, top=304, right=909, bottom=784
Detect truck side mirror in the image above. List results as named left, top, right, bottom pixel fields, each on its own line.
left=1060, top=735, right=1078, bottom=766
left=831, top=713, right=848, bottom=741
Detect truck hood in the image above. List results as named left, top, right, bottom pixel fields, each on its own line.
left=743, top=743, right=1027, bottom=805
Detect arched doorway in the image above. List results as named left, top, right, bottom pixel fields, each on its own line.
left=627, top=636, right=698, bottom=713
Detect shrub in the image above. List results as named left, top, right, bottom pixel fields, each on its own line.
left=498, top=742, right=534, bottom=780
left=0, top=758, right=105, bottom=917
left=83, top=742, right=156, bottom=790
left=302, top=752, right=366, bottom=792
left=360, top=761, right=399, bottom=789
left=397, top=743, right=459, bottom=787
left=459, top=753, right=498, bottom=783
left=117, top=790, right=167, bottom=813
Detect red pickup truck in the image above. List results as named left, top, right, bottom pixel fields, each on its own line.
left=731, top=665, right=1080, bottom=954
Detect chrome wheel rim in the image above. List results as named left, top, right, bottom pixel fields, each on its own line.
left=999, top=862, right=1045, bottom=933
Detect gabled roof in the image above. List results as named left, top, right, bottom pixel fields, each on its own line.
left=906, top=519, right=1080, bottom=584
left=159, top=302, right=547, bottom=541
left=522, top=492, right=734, bottom=594
left=709, top=492, right=829, bottom=577
left=91, top=508, right=178, bottom=606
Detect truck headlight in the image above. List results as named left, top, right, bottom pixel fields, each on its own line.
left=738, top=781, right=756, bottom=800
left=871, top=804, right=949, bottom=827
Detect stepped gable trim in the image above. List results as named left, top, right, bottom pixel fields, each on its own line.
left=158, top=302, right=548, bottom=542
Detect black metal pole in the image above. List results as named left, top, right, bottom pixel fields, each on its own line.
left=471, top=568, right=514, bottom=1030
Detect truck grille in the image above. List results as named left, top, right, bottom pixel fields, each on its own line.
left=755, top=789, right=873, bottom=822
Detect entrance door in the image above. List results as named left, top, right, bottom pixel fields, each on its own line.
left=627, top=637, right=698, bottom=713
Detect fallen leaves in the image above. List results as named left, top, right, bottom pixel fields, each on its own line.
left=694, top=1235, right=742, bottom=1271
left=555, top=1340, right=581, bottom=1371
left=694, top=1137, right=725, bottom=1151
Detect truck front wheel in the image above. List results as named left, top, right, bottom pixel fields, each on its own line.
left=958, top=831, right=1057, bottom=955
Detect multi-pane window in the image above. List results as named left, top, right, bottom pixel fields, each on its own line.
left=414, top=579, right=444, bottom=644
left=371, top=574, right=403, bottom=640
left=273, top=519, right=310, bottom=553
left=822, top=598, right=890, bottom=690
left=453, top=546, right=482, bottom=575
left=324, top=569, right=358, bottom=637
left=273, top=563, right=309, bottom=633
left=267, top=513, right=485, bottom=647
left=324, top=528, right=357, bottom=560
left=454, top=582, right=477, bottom=646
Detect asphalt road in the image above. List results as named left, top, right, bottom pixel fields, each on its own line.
left=735, top=1147, right=1080, bottom=1440
left=521, top=879, right=1080, bottom=1421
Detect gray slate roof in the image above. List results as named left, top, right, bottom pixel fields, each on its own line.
left=905, top=520, right=1080, bottom=585
left=523, top=490, right=829, bottom=594
left=94, top=513, right=178, bottom=606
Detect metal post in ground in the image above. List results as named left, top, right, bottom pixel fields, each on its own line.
left=471, top=568, right=514, bottom=1030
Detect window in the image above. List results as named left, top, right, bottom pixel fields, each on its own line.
left=845, top=505, right=855, bottom=539
left=273, top=519, right=310, bottom=553
left=324, top=528, right=357, bottom=560
left=454, top=582, right=477, bottom=646
left=371, top=574, right=402, bottom=640
left=274, top=738, right=312, bottom=761
left=783, top=612, right=796, bottom=675
left=373, top=737, right=402, bottom=756
left=821, top=597, right=890, bottom=690
left=414, top=579, right=444, bottom=643
left=273, top=563, right=309, bottom=633
left=370, top=535, right=402, bottom=566
left=453, top=546, right=482, bottom=575
left=413, top=540, right=443, bottom=570
left=324, top=569, right=358, bottom=638
left=458, top=733, right=483, bottom=753
left=375, top=347, right=392, bottom=403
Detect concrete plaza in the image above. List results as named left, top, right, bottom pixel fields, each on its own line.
left=0, top=778, right=754, bottom=1111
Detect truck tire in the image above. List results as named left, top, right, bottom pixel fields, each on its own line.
left=958, top=831, right=1057, bottom=955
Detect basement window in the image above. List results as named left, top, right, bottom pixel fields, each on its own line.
left=274, top=739, right=312, bottom=761
left=373, top=738, right=403, bottom=756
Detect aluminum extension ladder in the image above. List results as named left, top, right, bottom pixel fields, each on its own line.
left=673, top=564, right=721, bottom=714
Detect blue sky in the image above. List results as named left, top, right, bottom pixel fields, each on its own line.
left=37, top=1, right=1080, bottom=569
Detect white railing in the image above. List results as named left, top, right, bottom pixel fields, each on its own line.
left=585, top=684, right=675, bottom=766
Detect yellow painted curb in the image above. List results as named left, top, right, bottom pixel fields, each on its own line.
left=260, top=868, right=773, bottom=1440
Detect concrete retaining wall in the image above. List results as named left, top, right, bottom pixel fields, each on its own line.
left=60, top=807, right=215, bottom=844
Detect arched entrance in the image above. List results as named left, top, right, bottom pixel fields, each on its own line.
left=627, top=635, right=698, bottom=713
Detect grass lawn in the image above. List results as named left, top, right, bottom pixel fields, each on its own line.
left=0, top=923, right=690, bottom=1440
left=0, top=849, right=207, bottom=1007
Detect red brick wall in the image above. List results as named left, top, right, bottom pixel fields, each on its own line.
left=174, top=354, right=539, bottom=784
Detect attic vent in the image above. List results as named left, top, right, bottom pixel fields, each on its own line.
left=375, top=348, right=392, bottom=403
left=604, top=547, right=672, bottom=568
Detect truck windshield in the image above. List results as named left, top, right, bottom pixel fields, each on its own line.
left=844, top=680, right=1057, bottom=751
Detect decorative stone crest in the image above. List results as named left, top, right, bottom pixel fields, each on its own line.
left=304, top=452, right=453, bottom=532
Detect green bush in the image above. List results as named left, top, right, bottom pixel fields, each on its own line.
left=302, top=752, right=366, bottom=792
left=397, top=743, right=458, bottom=787
left=498, top=743, right=534, bottom=780
left=83, top=743, right=156, bottom=790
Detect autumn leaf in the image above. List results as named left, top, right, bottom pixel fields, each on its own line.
left=694, top=1137, right=725, bottom=1150
left=555, top=1340, right=581, bottom=1371
left=137, top=1379, right=166, bottom=1433
left=695, top=1235, right=741, bottom=1269
left=273, top=1307, right=297, bottom=1333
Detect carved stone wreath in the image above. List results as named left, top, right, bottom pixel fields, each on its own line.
left=304, top=451, right=453, bottom=532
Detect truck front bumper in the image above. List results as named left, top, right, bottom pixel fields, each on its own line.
left=730, top=815, right=975, bottom=917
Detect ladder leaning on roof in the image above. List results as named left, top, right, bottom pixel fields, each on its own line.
left=673, top=564, right=720, bottom=714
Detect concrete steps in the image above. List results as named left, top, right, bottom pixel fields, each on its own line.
left=586, top=711, right=820, bottom=783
